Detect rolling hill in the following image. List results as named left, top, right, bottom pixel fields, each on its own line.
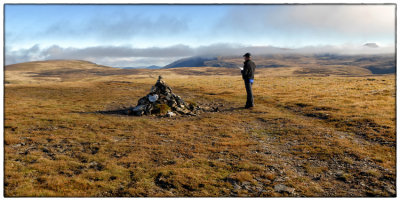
left=5, top=54, right=395, bottom=85
left=5, top=60, right=111, bottom=72
left=5, top=60, right=145, bottom=83
left=163, top=54, right=396, bottom=75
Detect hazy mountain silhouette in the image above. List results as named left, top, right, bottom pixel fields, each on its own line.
left=163, top=56, right=218, bottom=68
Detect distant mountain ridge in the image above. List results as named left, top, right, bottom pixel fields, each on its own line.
left=364, top=43, right=379, bottom=48
left=146, top=65, right=162, bottom=69
left=162, top=54, right=395, bottom=74
left=164, top=56, right=218, bottom=68
left=5, top=54, right=395, bottom=77
left=120, top=65, right=162, bottom=69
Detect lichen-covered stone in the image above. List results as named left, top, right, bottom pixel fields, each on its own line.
left=129, top=76, right=200, bottom=116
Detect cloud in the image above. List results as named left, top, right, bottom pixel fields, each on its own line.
left=5, top=44, right=43, bottom=65
left=41, top=44, right=194, bottom=59
left=40, top=12, right=189, bottom=42
left=6, top=43, right=395, bottom=67
left=93, top=57, right=184, bottom=68
left=5, top=44, right=195, bottom=67
left=6, top=5, right=395, bottom=51
left=216, top=5, right=395, bottom=42
left=295, top=43, right=395, bottom=55
left=192, top=43, right=395, bottom=56
left=291, top=5, right=395, bottom=35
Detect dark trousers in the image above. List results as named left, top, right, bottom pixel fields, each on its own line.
left=244, top=80, right=254, bottom=107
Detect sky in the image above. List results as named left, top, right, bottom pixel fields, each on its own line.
left=5, top=4, right=396, bottom=67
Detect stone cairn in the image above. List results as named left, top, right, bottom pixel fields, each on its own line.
left=126, top=76, right=200, bottom=117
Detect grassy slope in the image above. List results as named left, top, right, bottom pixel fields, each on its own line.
left=4, top=60, right=396, bottom=197
left=5, top=60, right=110, bottom=71
left=206, top=54, right=394, bottom=75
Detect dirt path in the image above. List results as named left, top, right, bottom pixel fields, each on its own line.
left=223, top=101, right=396, bottom=197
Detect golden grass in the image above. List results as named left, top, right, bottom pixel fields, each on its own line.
left=4, top=61, right=396, bottom=197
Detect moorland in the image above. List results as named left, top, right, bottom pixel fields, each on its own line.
left=4, top=55, right=396, bottom=197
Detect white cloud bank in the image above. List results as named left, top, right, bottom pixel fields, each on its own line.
left=5, top=43, right=395, bottom=67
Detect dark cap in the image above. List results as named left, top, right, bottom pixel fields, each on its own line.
left=243, top=52, right=251, bottom=57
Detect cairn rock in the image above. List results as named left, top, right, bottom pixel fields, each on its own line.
left=166, top=112, right=176, bottom=117
left=129, top=76, right=199, bottom=116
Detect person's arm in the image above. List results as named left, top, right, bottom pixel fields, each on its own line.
left=243, top=62, right=250, bottom=79
left=249, top=62, right=255, bottom=79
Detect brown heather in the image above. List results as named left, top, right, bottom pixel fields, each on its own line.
left=4, top=60, right=395, bottom=197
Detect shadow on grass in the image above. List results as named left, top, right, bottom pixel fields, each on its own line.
left=75, top=104, right=243, bottom=117
left=74, top=108, right=132, bottom=116
left=97, top=109, right=131, bottom=115
left=221, top=106, right=246, bottom=112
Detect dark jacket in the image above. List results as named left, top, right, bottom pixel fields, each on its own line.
left=241, top=60, right=256, bottom=80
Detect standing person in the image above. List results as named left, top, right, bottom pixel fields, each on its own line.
left=241, top=52, right=256, bottom=109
